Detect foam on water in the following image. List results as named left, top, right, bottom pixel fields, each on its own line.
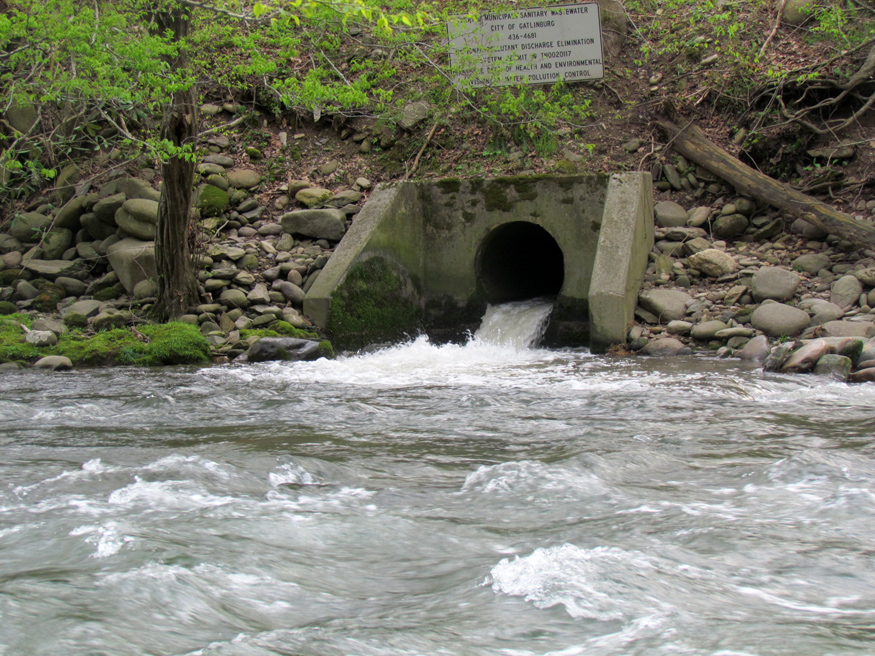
left=487, top=544, right=670, bottom=622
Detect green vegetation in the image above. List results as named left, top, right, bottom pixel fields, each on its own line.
left=0, top=317, right=211, bottom=367
left=240, top=321, right=320, bottom=341
left=328, top=257, right=421, bottom=350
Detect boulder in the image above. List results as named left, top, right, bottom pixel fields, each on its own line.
left=638, top=289, right=692, bottom=322
left=653, top=201, right=688, bottom=227
left=52, top=163, right=81, bottom=206
left=41, top=228, right=74, bottom=260
left=219, top=288, right=249, bottom=309
left=226, top=168, right=262, bottom=189
left=55, top=194, right=95, bottom=230
left=62, top=299, right=103, bottom=318
left=687, top=249, right=737, bottom=278
left=295, top=187, right=332, bottom=208
left=81, top=213, right=118, bottom=240
left=830, top=275, right=863, bottom=310
left=783, top=0, right=817, bottom=24
left=93, top=193, right=127, bottom=225
left=711, top=213, right=749, bottom=240
left=399, top=101, right=430, bottom=130
left=852, top=267, right=875, bottom=287
left=117, top=177, right=160, bottom=202
left=133, top=279, right=159, bottom=300
left=751, top=267, right=800, bottom=302
left=737, top=334, right=770, bottom=362
left=691, top=320, right=728, bottom=340
left=116, top=198, right=159, bottom=241
left=92, top=309, right=129, bottom=331
left=789, top=218, right=828, bottom=240
left=106, top=239, right=156, bottom=294
left=687, top=206, right=711, bottom=227
left=640, top=337, right=686, bottom=356
left=751, top=302, right=810, bottom=337
left=55, top=276, right=88, bottom=296
left=813, top=354, right=852, bottom=381
left=10, top=212, right=52, bottom=243
left=25, top=330, right=58, bottom=347
left=246, top=337, right=323, bottom=363
left=24, top=259, right=90, bottom=280
left=247, top=283, right=271, bottom=305
left=819, top=320, right=875, bottom=338
left=792, top=253, right=830, bottom=275
left=780, top=339, right=830, bottom=373
left=272, top=279, right=305, bottom=304
left=280, top=209, right=347, bottom=241
left=33, top=356, right=73, bottom=371
left=199, top=185, right=230, bottom=217
left=324, top=190, right=363, bottom=208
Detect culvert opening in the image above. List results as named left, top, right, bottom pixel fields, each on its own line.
left=476, top=222, right=564, bottom=303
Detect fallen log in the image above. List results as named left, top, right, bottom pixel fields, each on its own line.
left=656, top=118, right=875, bottom=250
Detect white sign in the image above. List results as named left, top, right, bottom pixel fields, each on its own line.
left=447, top=4, right=604, bottom=87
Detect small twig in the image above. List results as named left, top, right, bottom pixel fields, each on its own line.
left=319, top=48, right=351, bottom=86
left=759, top=0, right=788, bottom=59
left=196, top=113, right=249, bottom=138
left=403, top=121, right=439, bottom=180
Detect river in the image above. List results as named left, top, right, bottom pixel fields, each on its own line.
left=2, top=302, right=875, bottom=655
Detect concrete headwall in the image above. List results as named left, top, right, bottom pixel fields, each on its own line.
left=304, top=173, right=653, bottom=351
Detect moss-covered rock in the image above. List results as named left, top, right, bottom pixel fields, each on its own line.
left=93, top=283, right=126, bottom=301
left=53, top=322, right=210, bottom=366
left=200, top=185, right=230, bottom=217
left=0, top=301, right=18, bottom=315
left=30, top=282, right=66, bottom=312
left=63, top=312, right=89, bottom=329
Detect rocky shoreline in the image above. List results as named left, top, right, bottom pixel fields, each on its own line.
left=631, top=191, right=875, bottom=381
left=3, top=141, right=875, bottom=380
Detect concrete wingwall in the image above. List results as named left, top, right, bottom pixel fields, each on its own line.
left=304, top=173, right=653, bottom=351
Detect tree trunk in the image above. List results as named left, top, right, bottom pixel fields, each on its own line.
left=656, top=118, right=875, bottom=250
left=153, top=4, right=199, bottom=320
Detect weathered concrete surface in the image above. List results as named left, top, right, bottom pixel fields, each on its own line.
left=589, top=173, right=655, bottom=352
left=305, top=174, right=653, bottom=350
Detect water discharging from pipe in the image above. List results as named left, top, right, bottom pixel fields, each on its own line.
left=473, top=298, right=554, bottom=349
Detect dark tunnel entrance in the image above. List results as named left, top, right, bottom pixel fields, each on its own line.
left=476, top=222, right=565, bottom=303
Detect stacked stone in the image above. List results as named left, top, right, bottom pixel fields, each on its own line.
left=632, top=196, right=875, bottom=380
left=0, top=147, right=370, bottom=361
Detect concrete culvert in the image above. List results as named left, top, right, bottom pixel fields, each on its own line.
left=476, top=221, right=564, bottom=303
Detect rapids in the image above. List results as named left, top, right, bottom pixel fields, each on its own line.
left=2, top=300, right=875, bottom=655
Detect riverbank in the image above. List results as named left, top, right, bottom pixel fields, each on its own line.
left=3, top=151, right=875, bottom=381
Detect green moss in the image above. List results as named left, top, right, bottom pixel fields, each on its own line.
left=0, top=301, right=18, bottom=315
left=0, top=321, right=211, bottom=366
left=31, top=283, right=66, bottom=312
left=510, top=178, right=539, bottom=202
left=200, top=185, right=230, bottom=218
left=132, top=323, right=212, bottom=365
left=483, top=181, right=512, bottom=212
left=317, top=340, right=335, bottom=358
left=328, top=256, right=421, bottom=351
left=240, top=321, right=319, bottom=341
left=0, top=316, right=39, bottom=363
left=64, top=312, right=89, bottom=329
left=436, top=178, right=461, bottom=194
left=93, top=283, right=125, bottom=301
left=0, top=269, right=30, bottom=285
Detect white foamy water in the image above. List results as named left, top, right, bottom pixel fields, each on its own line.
left=474, top=298, right=555, bottom=348
left=2, top=303, right=875, bottom=655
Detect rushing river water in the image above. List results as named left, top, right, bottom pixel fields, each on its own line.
left=2, top=301, right=875, bottom=655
